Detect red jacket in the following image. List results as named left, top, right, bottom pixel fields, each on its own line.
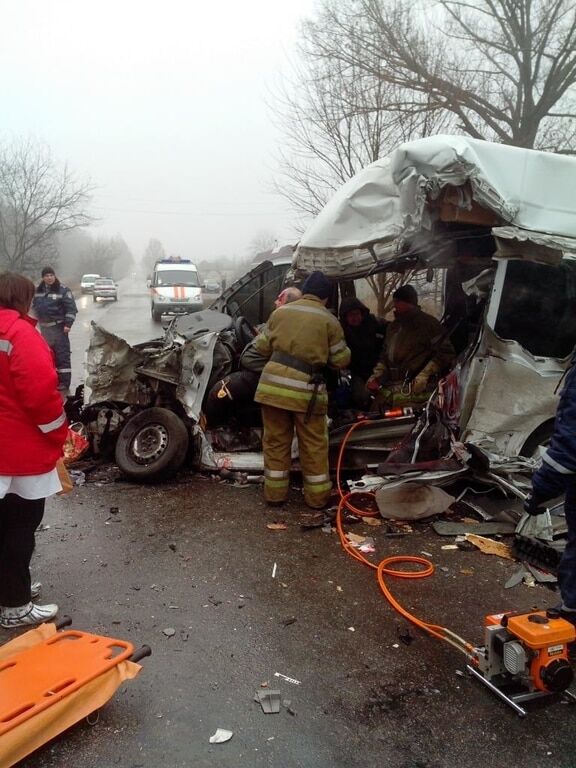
left=0, top=308, right=68, bottom=475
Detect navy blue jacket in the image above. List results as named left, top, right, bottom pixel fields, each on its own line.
left=532, top=360, right=576, bottom=501
left=33, top=280, right=77, bottom=327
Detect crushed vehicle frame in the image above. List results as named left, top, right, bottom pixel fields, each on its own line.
left=74, top=136, right=576, bottom=482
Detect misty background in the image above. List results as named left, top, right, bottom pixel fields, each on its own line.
left=0, top=0, right=316, bottom=282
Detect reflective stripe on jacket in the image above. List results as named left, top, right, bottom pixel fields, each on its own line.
left=0, top=308, right=68, bottom=475
left=532, top=361, right=576, bottom=501
left=254, top=294, right=351, bottom=414
left=33, top=281, right=78, bottom=327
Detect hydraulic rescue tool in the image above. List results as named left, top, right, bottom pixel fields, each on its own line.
left=336, top=417, right=576, bottom=717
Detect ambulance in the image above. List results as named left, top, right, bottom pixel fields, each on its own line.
left=150, top=257, right=203, bottom=321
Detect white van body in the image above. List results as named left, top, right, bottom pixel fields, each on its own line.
left=296, top=135, right=576, bottom=458
left=150, top=258, right=203, bottom=321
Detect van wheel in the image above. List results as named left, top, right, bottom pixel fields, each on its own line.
left=520, top=421, right=555, bottom=462
left=151, top=308, right=162, bottom=322
left=115, top=407, right=189, bottom=482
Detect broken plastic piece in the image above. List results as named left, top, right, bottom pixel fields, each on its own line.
left=209, top=728, right=233, bottom=743
left=256, top=689, right=281, bottom=714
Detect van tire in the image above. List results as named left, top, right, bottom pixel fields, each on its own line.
left=151, top=308, right=162, bottom=322
left=520, top=421, right=555, bottom=460
left=115, top=407, right=189, bottom=482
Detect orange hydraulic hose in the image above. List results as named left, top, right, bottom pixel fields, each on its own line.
left=335, top=419, right=477, bottom=658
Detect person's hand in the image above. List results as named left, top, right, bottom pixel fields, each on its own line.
left=523, top=493, right=547, bottom=516
left=63, top=326, right=70, bottom=335
left=366, top=376, right=381, bottom=393
left=411, top=373, right=429, bottom=394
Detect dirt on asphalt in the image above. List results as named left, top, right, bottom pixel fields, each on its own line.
left=6, top=472, right=574, bottom=768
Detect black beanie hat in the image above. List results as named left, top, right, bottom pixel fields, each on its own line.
left=392, top=284, right=418, bottom=305
left=41, top=265, right=56, bottom=277
left=301, top=271, right=331, bottom=300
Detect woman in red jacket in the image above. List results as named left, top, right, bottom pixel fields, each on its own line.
left=0, top=272, right=68, bottom=628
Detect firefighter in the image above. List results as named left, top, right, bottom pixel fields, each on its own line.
left=204, top=288, right=303, bottom=426
left=32, top=266, right=78, bottom=391
left=253, top=271, right=351, bottom=508
left=367, top=284, right=454, bottom=401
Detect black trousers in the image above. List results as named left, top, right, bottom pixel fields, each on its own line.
left=0, top=494, right=45, bottom=607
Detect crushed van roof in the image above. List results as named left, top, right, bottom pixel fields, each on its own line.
left=296, top=135, right=576, bottom=277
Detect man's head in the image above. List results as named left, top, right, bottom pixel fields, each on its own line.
left=339, top=297, right=369, bottom=328
left=41, top=265, right=56, bottom=287
left=301, top=271, right=330, bottom=303
left=392, top=284, right=418, bottom=315
left=274, top=286, right=302, bottom=309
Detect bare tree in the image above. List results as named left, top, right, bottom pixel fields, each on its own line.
left=142, top=238, right=167, bottom=274
left=303, top=0, right=576, bottom=151
left=80, top=235, right=133, bottom=280
left=0, top=138, right=93, bottom=274
left=248, top=230, right=278, bottom=261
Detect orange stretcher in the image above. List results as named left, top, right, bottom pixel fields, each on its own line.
left=0, top=618, right=150, bottom=768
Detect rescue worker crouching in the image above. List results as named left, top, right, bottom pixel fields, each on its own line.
left=32, top=266, right=78, bottom=391
left=254, top=272, right=351, bottom=509
left=366, top=284, right=454, bottom=405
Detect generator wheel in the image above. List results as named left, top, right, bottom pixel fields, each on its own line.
left=115, top=407, right=189, bottom=482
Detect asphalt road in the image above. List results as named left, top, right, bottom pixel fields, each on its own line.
left=5, top=281, right=576, bottom=768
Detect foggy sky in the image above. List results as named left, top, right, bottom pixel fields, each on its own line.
left=0, top=0, right=316, bottom=261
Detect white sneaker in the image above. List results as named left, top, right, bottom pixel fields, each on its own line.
left=31, top=581, right=42, bottom=599
left=0, top=602, right=58, bottom=629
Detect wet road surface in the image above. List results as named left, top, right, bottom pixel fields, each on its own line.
left=6, top=281, right=576, bottom=767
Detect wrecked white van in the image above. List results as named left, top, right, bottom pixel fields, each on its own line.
left=295, top=134, right=576, bottom=460
left=77, top=136, right=576, bottom=481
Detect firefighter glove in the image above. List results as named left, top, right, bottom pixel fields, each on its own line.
left=523, top=493, right=547, bottom=516
left=366, top=376, right=381, bottom=393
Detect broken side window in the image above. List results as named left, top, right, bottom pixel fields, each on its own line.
left=493, top=260, right=576, bottom=358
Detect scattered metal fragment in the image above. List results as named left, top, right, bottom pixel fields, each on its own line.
left=274, top=672, right=301, bottom=685
left=209, top=728, right=233, bottom=744
left=255, top=689, right=281, bottom=714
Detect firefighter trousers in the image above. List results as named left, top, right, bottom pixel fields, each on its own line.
left=261, top=404, right=332, bottom=509
left=40, top=323, right=72, bottom=388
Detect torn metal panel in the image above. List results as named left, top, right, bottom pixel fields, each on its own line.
left=459, top=328, right=564, bottom=455
left=177, top=330, right=220, bottom=421
left=85, top=323, right=150, bottom=405
left=494, top=227, right=576, bottom=261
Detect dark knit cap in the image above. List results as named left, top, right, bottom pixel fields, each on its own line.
left=301, top=271, right=331, bottom=300
left=392, top=284, right=418, bottom=305
left=41, top=265, right=56, bottom=277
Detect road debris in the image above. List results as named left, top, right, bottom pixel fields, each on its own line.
left=274, top=672, right=301, bottom=685
left=272, top=562, right=277, bottom=579
left=162, top=627, right=176, bottom=637
left=209, top=728, right=233, bottom=744
left=255, top=689, right=281, bottom=714
left=464, top=533, right=514, bottom=559
left=267, top=522, right=287, bottom=530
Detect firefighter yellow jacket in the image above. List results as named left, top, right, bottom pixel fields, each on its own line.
left=254, top=294, right=351, bottom=415
left=372, top=307, right=454, bottom=384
